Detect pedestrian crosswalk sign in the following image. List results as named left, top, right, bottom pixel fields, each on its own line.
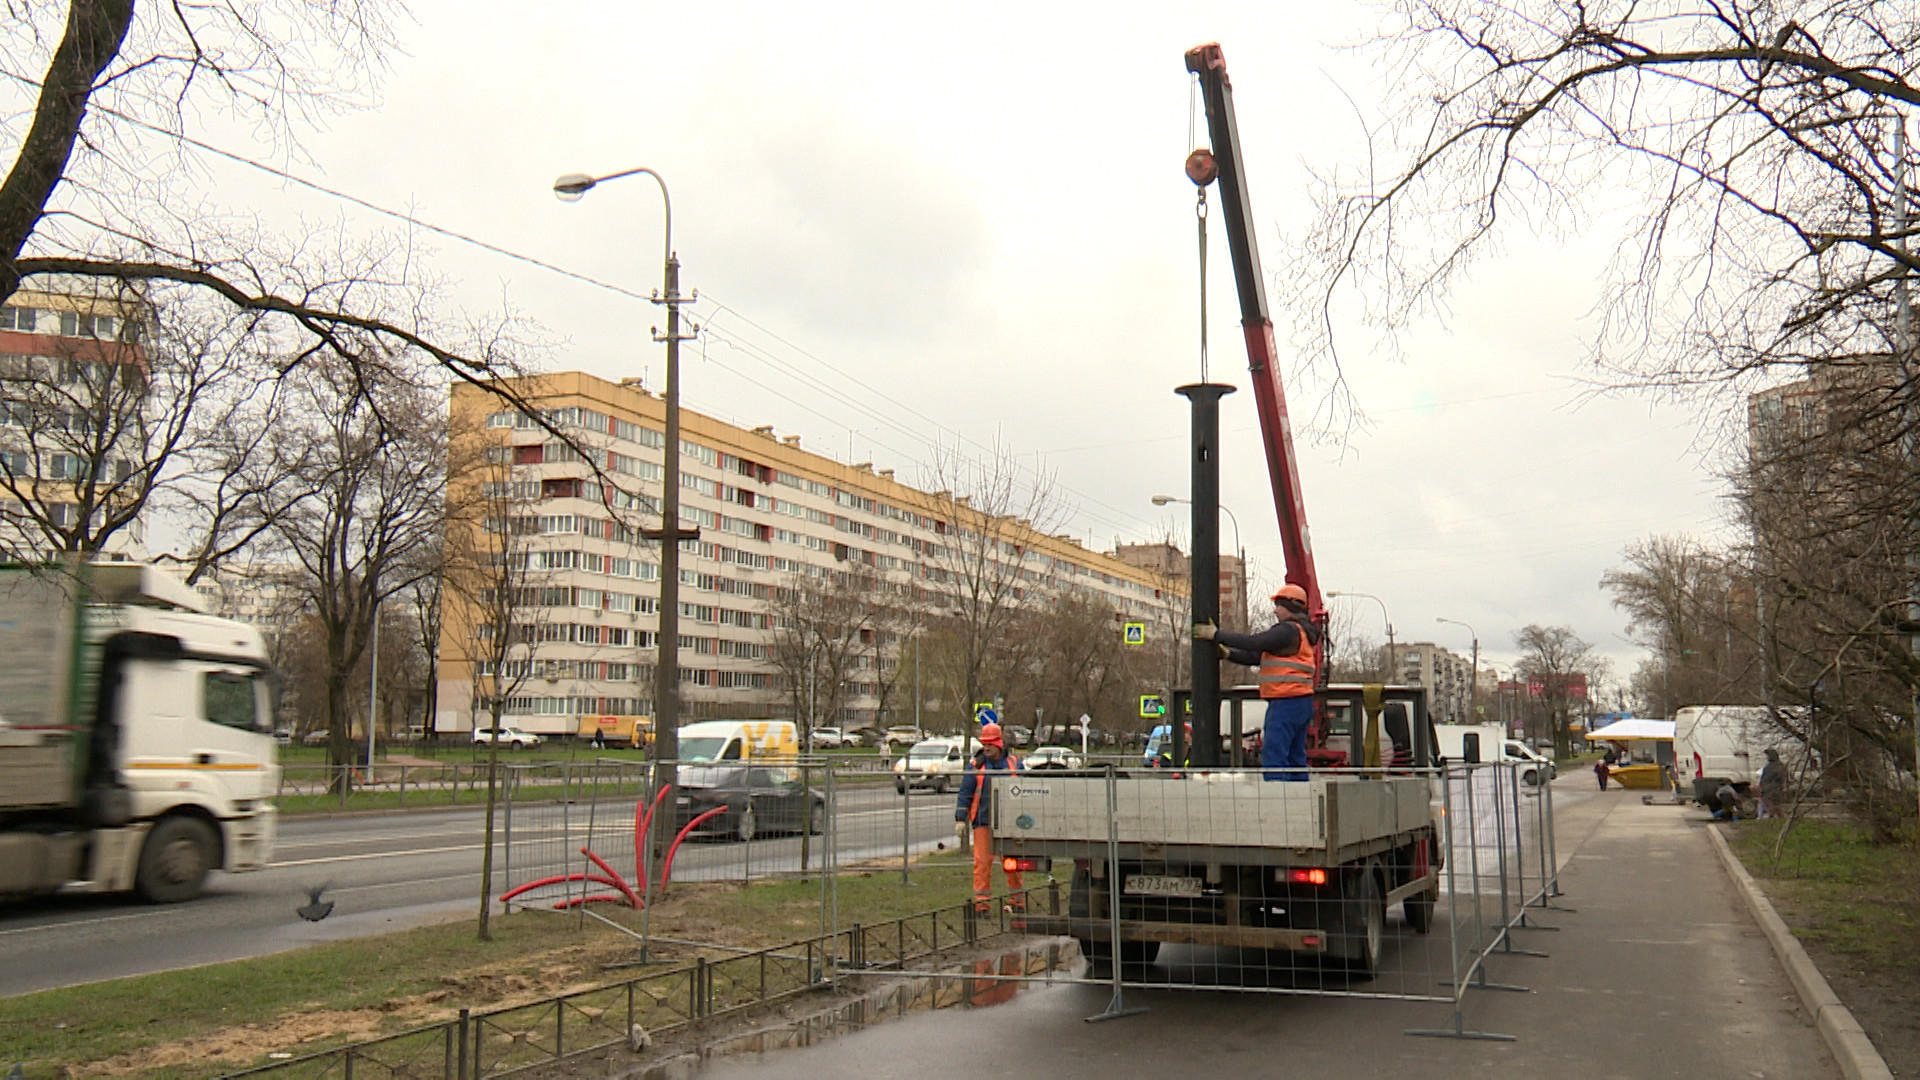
left=1122, top=622, right=1145, bottom=646
left=1139, top=695, right=1164, bottom=718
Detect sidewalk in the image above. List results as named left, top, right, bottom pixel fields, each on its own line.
left=697, top=779, right=1842, bottom=1080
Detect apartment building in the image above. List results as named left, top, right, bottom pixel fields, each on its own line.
left=436, top=372, right=1187, bottom=736
left=1389, top=641, right=1475, bottom=723
left=0, top=280, right=146, bottom=559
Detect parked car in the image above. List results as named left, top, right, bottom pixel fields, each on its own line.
left=472, top=725, right=543, bottom=749
left=809, top=726, right=847, bottom=750
left=883, top=725, right=925, bottom=749
left=272, top=728, right=293, bottom=748
left=672, top=765, right=823, bottom=841
left=301, top=729, right=330, bottom=747
left=1024, top=746, right=1084, bottom=770
left=848, top=726, right=885, bottom=748
left=894, top=737, right=965, bottom=793
left=1004, top=725, right=1033, bottom=748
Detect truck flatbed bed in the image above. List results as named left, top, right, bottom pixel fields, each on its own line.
left=991, top=772, right=1433, bottom=867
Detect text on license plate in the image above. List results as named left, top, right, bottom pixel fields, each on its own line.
left=1123, top=875, right=1202, bottom=897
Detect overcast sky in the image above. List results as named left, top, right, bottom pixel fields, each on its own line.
left=180, top=1, right=1744, bottom=690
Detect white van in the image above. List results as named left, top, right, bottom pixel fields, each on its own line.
left=675, top=720, right=798, bottom=764
left=1673, top=705, right=1806, bottom=799
left=1432, top=724, right=1556, bottom=785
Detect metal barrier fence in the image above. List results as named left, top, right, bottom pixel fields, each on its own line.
left=832, top=759, right=1564, bottom=1038
left=233, top=754, right=1564, bottom=1077
left=213, top=893, right=1037, bottom=1080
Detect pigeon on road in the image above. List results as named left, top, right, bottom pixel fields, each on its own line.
left=297, top=884, right=335, bottom=922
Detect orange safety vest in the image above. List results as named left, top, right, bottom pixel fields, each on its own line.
left=1258, top=623, right=1316, bottom=700
left=965, top=752, right=1020, bottom=825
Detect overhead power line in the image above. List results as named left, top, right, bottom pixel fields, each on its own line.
left=15, top=71, right=1161, bottom=543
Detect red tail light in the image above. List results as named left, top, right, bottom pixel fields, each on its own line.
left=1002, top=856, right=1051, bottom=873
left=1287, top=868, right=1328, bottom=885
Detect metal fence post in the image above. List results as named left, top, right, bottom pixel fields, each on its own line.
left=501, top=765, right=513, bottom=903
left=827, top=766, right=839, bottom=989
left=1085, top=761, right=1146, bottom=1021
left=900, top=763, right=912, bottom=885
left=1491, top=764, right=1511, bottom=934
left=456, top=1008, right=469, bottom=1080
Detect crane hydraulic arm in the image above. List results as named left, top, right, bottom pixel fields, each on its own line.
left=1184, top=43, right=1325, bottom=634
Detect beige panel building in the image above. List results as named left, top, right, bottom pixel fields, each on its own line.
left=437, top=372, right=1186, bottom=737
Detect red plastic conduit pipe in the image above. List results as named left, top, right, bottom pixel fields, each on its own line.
left=660, top=806, right=725, bottom=889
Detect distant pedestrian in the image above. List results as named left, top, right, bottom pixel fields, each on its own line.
left=590, top=728, right=606, bottom=751
left=1758, top=748, right=1787, bottom=818
left=1595, top=758, right=1610, bottom=791
left=1711, top=780, right=1742, bottom=821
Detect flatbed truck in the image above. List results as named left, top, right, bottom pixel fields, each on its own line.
left=996, top=683, right=1441, bottom=975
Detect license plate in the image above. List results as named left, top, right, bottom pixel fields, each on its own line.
left=1123, top=874, right=1203, bottom=897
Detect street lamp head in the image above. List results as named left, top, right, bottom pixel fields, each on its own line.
left=552, top=173, right=597, bottom=201
left=1150, top=495, right=1182, bottom=506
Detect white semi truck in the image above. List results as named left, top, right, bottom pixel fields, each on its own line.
left=0, top=563, right=279, bottom=903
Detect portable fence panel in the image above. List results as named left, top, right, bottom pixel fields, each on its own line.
left=913, top=762, right=1547, bottom=1006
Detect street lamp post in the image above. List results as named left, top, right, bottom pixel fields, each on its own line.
left=555, top=168, right=697, bottom=876
left=1327, top=590, right=1393, bottom=678
left=1151, top=494, right=1245, bottom=626
left=1435, top=616, right=1479, bottom=724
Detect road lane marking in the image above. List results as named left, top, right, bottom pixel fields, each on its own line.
left=271, top=843, right=484, bottom=868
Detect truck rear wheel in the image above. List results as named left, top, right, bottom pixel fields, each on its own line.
left=136, top=816, right=218, bottom=903
left=1333, top=862, right=1385, bottom=979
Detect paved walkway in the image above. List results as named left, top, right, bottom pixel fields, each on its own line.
left=697, top=779, right=1839, bottom=1079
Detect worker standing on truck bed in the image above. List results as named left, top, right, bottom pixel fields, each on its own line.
left=955, top=723, right=1024, bottom=912
left=1196, top=585, right=1321, bottom=781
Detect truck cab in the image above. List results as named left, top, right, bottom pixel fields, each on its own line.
left=0, top=564, right=279, bottom=903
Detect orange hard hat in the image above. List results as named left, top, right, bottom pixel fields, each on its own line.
left=978, top=723, right=1004, bottom=747
left=1272, top=583, right=1308, bottom=605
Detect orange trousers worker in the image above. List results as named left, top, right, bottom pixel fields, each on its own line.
left=954, top=723, right=1023, bottom=912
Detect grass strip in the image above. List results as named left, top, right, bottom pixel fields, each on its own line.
left=1729, top=817, right=1920, bottom=963
left=1, top=853, right=986, bottom=1078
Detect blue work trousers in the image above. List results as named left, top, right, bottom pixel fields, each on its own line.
left=1262, top=696, right=1312, bottom=781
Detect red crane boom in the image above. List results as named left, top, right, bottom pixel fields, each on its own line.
left=1184, top=43, right=1325, bottom=632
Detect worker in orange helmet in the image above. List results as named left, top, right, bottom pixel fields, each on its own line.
left=1196, top=584, right=1321, bottom=781
left=954, top=722, right=1024, bottom=912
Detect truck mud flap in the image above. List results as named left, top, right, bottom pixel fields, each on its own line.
left=1015, top=915, right=1329, bottom=953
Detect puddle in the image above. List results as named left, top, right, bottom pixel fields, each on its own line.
left=630, top=939, right=1080, bottom=1077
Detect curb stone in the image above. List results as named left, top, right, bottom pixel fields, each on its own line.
left=1706, top=823, right=1895, bottom=1080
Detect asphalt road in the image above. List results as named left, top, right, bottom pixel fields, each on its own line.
left=0, top=783, right=960, bottom=998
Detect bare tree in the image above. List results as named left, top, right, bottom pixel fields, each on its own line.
left=1603, top=535, right=1766, bottom=714
left=921, top=444, right=1069, bottom=753
left=1292, top=1, right=1920, bottom=415
left=2, top=3, right=553, bottom=454
left=768, top=565, right=897, bottom=742
left=270, top=352, right=448, bottom=786
left=1513, top=624, right=1608, bottom=757
left=439, top=426, right=565, bottom=940
left=0, top=278, right=307, bottom=568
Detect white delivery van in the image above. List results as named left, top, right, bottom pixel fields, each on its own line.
left=1672, top=705, right=1807, bottom=801
left=1432, top=724, right=1554, bottom=784
left=675, top=720, right=799, bottom=764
